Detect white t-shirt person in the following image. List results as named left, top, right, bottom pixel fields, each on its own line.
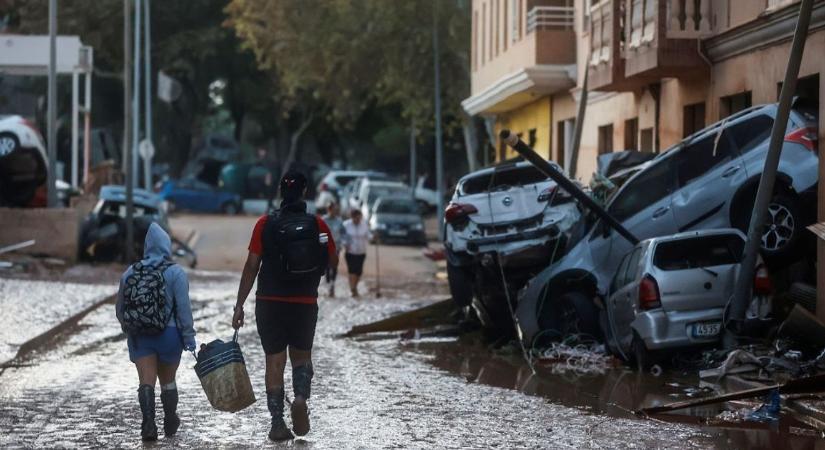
left=342, top=218, right=371, bottom=255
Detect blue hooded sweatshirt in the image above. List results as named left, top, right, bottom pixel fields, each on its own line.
left=116, top=222, right=196, bottom=349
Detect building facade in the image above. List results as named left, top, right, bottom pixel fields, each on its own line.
left=464, top=0, right=825, bottom=316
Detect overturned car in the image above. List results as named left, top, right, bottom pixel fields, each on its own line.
left=443, top=160, right=581, bottom=330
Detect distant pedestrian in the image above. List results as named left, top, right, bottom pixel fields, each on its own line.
left=322, top=202, right=344, bottom=297
left=232, top=170, right=338, bottom=441
left=116, top=223, right=197, bottom=442
left=342, top=209, right=372, bottom=298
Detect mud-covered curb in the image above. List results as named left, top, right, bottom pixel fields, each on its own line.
left=0, top=293, right=117, bottom=371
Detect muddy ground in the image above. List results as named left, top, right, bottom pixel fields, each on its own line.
left=0, top=213, right=822, bottom=448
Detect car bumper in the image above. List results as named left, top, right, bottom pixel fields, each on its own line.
left=374, top=229, right=426, bottom=243
left=633, top=307, right=724, bottom=350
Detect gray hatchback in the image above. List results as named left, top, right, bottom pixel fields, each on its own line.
left=603, top=229, right=772, bottom=369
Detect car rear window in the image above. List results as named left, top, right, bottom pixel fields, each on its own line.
left=653, top=234, right=745, bottom=270
left=461, top=166, right=548, bottom=195
left=377, top=200, right=417, bottom=214
left=335, top=175, right=358, bottom=186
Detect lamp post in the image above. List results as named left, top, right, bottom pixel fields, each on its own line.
left=46, top=0, right=57, bottom=207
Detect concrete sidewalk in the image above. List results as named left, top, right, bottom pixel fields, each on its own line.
left=0, top=279, right=115, bottom=366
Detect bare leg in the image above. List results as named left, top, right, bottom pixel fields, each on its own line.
left=265, top=351, right=288, bottom=392
left=157, top=361, right=179, bottom=385
left=134, top=355, right=158, bottom=386
left=349, top=274, right=360, bottom=297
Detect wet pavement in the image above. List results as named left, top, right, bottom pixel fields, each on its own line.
left=0, top=272, right=822, bottom=448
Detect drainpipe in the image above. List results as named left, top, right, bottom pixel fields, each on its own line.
left=727, top=0, right=813, bottom=335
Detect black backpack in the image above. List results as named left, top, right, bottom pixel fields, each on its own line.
left=264, top=211, right=327, bottom=280
left=121, top=261, right=173, bottom=335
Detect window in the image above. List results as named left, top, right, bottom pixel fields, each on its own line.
left=683, top=102, right=705, bottom=138
left=671, top=131, right=735, bottom=188
left=610, top=252, right=631, bottom=293
left=653, top=234, right=745, bottom=271
left=473, top=11, right=478, bottom=70
left=611, top=246, right=643, bottom=292
left=460, top=165, right=548, bottom=195
left=482, top=4, right=487, bottom=64
left=503, top=0, right=508, bottom=51
left=626, top=247, right=642, bottom=282
left=608, top=158, right=673, bottom=223
left=598, top=124, right=613, bottom=154
left=640, top=128, right=653, bottom=152
left=494, top=0, right=500, bottom=57
left=556, top=121, right=566, bottom=168
left=528, top=128, right=537, bottom=149
left=727, top=115, right=774, bottom=155
left=624, top=118, right=638, bottom=150
left=510, top=0, right=520, bottom=44
left=720, top=92, right=752, bottom=118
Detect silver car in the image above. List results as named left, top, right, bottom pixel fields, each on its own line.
left=603, top=229, right=772, bottom=369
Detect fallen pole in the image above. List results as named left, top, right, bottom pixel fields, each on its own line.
left=637, top=373, right=825, bottom=416
left=344, top=298, right=455, bottom=337
left=0, top=240, right=36, bottom=255
left=500, top=130, right=639, bottom=245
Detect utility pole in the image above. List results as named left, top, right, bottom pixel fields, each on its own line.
left=143, top=0, right=153, bottom=190
left=132, top=0, right=142, bottom=190
left=433, top=1, right=445, bottom=226
left=410, top=121, right=417, bottom=201
left=46, top=0, right=58, bottom=208
left=124, top=0, right=134, bottom=262
left=728, top=0, right=813, bottom=334
left=568, top=60, right=589, bottom=179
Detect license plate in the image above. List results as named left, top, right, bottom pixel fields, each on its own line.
left=388, top=229, right=407, bottom=236
left=691, top=321, right=721, bottom=338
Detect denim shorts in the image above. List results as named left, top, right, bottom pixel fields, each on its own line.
left=127, top=326, right=183, bottom=364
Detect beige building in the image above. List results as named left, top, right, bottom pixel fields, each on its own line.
left=464, top=0, right=825, bottom=316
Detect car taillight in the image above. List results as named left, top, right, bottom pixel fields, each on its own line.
left=319, top=182, right=328, bottom=191
left=785, top=126, right=818, bottom=152
left=638, top=275, right=661, bottom=310
left=538, top=186, right=571, bottom=204
left=753, top=264, right=773, bottom=295
left=444, top=202, right=478, bottom=224
left=538, top=186, right=557, bottom=202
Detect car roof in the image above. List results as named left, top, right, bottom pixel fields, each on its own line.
left=99, top=185, right=162, bottom=208
left=641, top=228, right=746, bottom=247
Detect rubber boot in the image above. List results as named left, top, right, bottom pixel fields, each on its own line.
left=291, top=363, right=314, bottom=436
left=267, top=387, right=294, bottom=441
left=137, top=384, right=158, bottom=441
left=160, top=388, right=180, bottom=436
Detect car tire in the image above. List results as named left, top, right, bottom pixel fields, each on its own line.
left=0, top=132, right=20, bottom=157
left=447, top=262, right=473, bottom=308
left=631, top=332, right=662, bottom=372
left=222, top=202, right=239, bottom=215
left=557, top=291, right=603, bottom=341
left=733, top=191, right=803, bottom=264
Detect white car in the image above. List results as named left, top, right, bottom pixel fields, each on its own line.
left=443, top=161, right=581, bottom=329
left=356, top=179, right=410, bottom=221
left=0, top=115, right=48, bottom=206
left=314, top=170, right=386, bottom=210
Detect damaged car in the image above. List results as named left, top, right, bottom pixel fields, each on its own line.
left=80, top=185, right=196, bottom=266
left=603, top=229, right=773, bottom=369
left=516, top=100, right=818, bottom=348
left=443, top=160, right=581, bottom=330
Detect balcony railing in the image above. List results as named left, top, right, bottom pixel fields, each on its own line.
left=665, top=0, right=715, bottom=39
left=526, top=5, right=575, bottom=33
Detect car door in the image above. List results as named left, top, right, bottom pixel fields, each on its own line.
left=589, top=157, right=678, bottom=287
left=670, top=127, right=747, bottom=232
left=610, top=246, right=643, bottom=351
left=172, top=179, right=198, bottom=209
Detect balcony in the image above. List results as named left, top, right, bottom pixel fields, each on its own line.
left=623, top=0, right=711, bottom=80
left=464, top=2, right=576, bottom=115
left=588, top=0, right=633, bottom=91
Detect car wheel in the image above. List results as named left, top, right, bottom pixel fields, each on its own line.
left=222, top=202, right=239, bottom=215
left=733, top=192, right=803, bottom=264
left=447, top=262, right=473, bottom=308
left=0, top=132, right=20, bottom=157
left=557, top=291, right=603, bottom=341
left=631, top=332, right=662, bottom=372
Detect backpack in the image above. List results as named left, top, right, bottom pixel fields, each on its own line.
left=264, top=211, right=327, bottom=280
left=121, top=261, right=174, bottom=335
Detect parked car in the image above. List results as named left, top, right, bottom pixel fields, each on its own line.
left=158, top=177, right=242, bottom=214
left=516, top=100, right=818, bottom=348
left=344, top=172, right=395, bottom=214
left=602, top=229, right=773, bottom=369
left=412, top=175, right=441, bottom=211
left=315, top=170, right=369, bottom=210
left=354, top=179, right=409, bottom=220
left=0, top=115, right=48, bottom=207
left=443, top=160, right=581, bottom=330
left=80, top=185, right=196, bottom=266
left=369, top=196, right=427, bottom=245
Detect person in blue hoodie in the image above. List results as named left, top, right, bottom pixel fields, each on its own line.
left=116, top=222, right=196, bottom=441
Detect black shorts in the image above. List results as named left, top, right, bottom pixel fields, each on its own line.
left=255, top=301, right=319, bottom=354
left=345, top=253, right=366, bottom=275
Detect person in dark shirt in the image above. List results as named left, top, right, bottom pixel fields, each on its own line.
left=232, top=170, right=338, bottom=441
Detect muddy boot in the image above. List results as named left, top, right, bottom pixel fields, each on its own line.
left=160, top=385, right=180, bottom=436
left=267, top=387, right=294, bottom=441
left=137, top=384, right=158, bottom=441
left=291, top=363, right=314, bottom=436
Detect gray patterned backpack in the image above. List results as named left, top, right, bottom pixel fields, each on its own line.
left=122, top=261, right=173, bottom=335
